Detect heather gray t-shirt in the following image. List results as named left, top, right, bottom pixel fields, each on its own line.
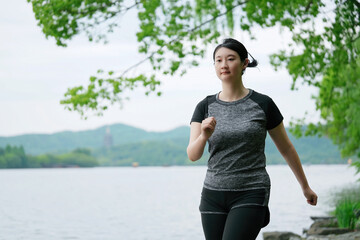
left=191, top=89, right=283, bottom=202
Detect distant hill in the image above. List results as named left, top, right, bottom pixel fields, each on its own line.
left=93, top=131, right=344, bottom=166
left=265, top=133, right=344, bottom=164
left=0, top=124, right=189, bottom=155
left=92, top=137, right=209, bottom=166
left=0, top=123, right=345, bottom=165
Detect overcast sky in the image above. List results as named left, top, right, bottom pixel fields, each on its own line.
left=0, top=1, right=320, bottom=137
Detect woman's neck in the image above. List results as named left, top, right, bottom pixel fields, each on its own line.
left=219, top=81, right=249, bottom=102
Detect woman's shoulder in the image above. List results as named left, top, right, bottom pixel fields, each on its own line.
left=249, top=89, right=282, bottom=113
left=191, top=94, right=217, bottom=123
left=196, top=94, right=217, bottom=106
left=250, top=90, right=274, bottom=104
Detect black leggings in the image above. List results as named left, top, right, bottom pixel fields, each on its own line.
left=199, top=188, right=269, bottom=240
left=201, top=206, right=267, bottom=240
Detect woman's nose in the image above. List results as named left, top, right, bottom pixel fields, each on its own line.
left=218, top=60, right=227, bottom=67
left=221, top=61, right=228, bottom=68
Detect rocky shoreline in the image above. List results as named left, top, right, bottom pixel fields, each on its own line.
left=263, top=216, right=360, bottom=240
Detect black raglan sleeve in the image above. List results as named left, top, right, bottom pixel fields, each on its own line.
left=266, top=97, right=283, bottom=130
left=190, top=97, right=208, bottom=124
left=250, top=91, right=283, bottom=130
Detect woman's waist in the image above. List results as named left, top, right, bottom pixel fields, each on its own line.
left=204, top=167, right=270, bottom=191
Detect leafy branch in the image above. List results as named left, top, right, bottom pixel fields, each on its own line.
left=28, top=0, right=360, bottom=160
left=59, top=0, right=248, bottom=118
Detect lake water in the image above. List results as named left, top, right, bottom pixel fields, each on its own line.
left=0, top=165, right=358, bottom=240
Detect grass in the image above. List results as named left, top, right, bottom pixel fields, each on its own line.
left=330, top=185, right=360, bottom=230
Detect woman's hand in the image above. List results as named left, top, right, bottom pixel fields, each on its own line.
left=187, top=117, right=216, bottom=161
left=303, top=186, right=318, bottom=206
left=201, top=117, right=217, bottom=140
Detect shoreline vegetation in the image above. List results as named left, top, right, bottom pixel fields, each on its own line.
left=0, top=144, right=355, bottom=169
left=0, top=146, right=97, bottom=169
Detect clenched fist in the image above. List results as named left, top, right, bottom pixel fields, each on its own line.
left=201, top=117, right=217, bottom=140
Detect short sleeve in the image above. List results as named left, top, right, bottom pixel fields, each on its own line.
left=190, top=97, right=207, bottom=124
left=249, top=91, right=283, bottom=130
left=266, top=98, right=283, bottom=130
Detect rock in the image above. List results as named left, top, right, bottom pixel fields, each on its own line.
left=268, top=216, right=360, bottom=240
left=309, top=218, right=337, bottom=230
left=310, top=216, right=336, bottom=221
left=307, top=227, right=352, bottom=235
left=306, top=218, right=347, bottom=236
left=263, top=231, right=302, bottom=240
left=307, top=227, right=351, bottom=235
left=306, top=231, right=360, bottom=240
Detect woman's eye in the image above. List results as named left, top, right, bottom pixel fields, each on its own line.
left=228, top=58, right=234, bottom=61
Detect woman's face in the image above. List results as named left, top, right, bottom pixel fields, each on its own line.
left=214, top=47, right=248, bottom=82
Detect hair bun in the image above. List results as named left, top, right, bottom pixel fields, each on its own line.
left=247, top=59, right=258, bottom=68
left=247, top=52, right=258, bottom=68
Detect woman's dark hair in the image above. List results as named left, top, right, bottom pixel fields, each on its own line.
left=213, top=38, right=258, bottom=68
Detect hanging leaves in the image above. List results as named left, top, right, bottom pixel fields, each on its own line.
left=28, top=0, right=360, bottom=159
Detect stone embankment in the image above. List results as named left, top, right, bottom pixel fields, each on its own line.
left=263, top=216, right=360, bottom=240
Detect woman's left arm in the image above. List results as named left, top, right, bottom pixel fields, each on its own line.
left=268, top=121, right=318, bottom=206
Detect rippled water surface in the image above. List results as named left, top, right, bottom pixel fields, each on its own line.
left=0, top=165, right=357, bottom=240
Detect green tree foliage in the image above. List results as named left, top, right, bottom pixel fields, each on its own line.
left=272, top=1, right=360, bottom=161
left=28, top=1, right=359, bottom=160
left=0, top=145, right=27, bottom=168
left=0, top=146, right=98, bottom=168
left=34, top=148, right=98, bottom=167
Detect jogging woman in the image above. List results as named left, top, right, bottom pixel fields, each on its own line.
left=187, top=38, right=318, bottom=240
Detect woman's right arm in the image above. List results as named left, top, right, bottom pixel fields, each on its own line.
left=187, top=117, right=216, bottom=161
